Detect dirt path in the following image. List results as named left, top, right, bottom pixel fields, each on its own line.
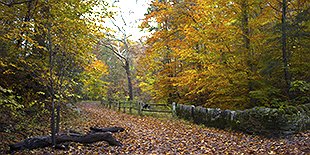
left=9, top=101, right=310, bottom=154
left=64, top=101, right=308, bottom=154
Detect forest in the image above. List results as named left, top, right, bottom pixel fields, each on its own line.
left=0, top=0, right=309, bottom=154
left=139, top=0, right=309, bottom=109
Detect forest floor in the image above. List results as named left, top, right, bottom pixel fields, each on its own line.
left=2, top=101, right=310, bottom=154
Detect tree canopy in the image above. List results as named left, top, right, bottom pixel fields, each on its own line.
left=138, top=0, right=309, bottom=109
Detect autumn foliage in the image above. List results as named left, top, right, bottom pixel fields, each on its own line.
left=0, top=0, right=309, bottom=153
left=138, top=0, right=310, bottom=109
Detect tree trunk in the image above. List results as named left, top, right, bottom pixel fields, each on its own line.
left=9, top=127, right=124, bottom=152
left=46, top=0, right=56, bottom=146
left=50, top=98, right=56, bottom=146
left=89, top=126, right=125, bottom=133
left=125, top=61, right=133, bottom=101
left=55, top=103, right=60, bottom=133
left=241, top=0, right=255, bottom=104
left=282, top=0, right=290, bottom=97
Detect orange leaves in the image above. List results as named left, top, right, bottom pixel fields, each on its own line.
left=141, top=0, right=308, bottom=109
left=85, top=60, right=109, bottom=75
left=139, top=0, right=279, bottom=107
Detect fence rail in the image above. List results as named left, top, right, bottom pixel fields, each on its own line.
left=101, top=100, right=176, bottom=116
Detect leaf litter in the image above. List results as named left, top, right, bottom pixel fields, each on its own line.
left=4, top=101, right=310, bottom=154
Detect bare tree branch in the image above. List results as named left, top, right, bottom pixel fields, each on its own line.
left=100, top=40, right=126, bottom=66
left=120, top=14, right=127, bottom=26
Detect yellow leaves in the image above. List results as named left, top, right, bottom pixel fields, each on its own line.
left=85, top=60, right=109, bottom=74
left=139, top=0, right=310, bottom=108
left=84, top=60, right=108, bottom=81
left=82, top=60, right=109, bottom=99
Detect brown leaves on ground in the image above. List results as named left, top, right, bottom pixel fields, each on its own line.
left=4, top=101, right=310, bottom=154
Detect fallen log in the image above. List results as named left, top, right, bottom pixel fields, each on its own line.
left=90, top=126, right=125, bottom=133
left=9, top=127, right=124, bottom=152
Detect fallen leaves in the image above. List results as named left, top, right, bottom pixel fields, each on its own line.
left=2, top=101, right=309, bottom=154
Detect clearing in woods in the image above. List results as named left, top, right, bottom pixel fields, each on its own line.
left=10, top=101, right=310, bottom=154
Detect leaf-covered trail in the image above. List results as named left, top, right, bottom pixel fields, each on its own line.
left=9, top=101, right=308, bottom=154
left=68, top=102, right=309, bottom=154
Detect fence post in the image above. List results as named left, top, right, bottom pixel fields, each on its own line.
left=172, top=102, right=176, bottom=117
left=118, top=101, right=121, bottom=111
left=123, top=101, right=126, bottom=113
left=129, top=101, right=132, bottom=114
left=191, top=105, right=195, bottom=119
left=138, top=101, right=142, bottom=116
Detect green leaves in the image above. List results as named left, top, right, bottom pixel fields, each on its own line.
left=0, top=86, right=23, bottom=112
left=290, top=81, right=310, bottom=104
left=81, top=60, right=109, bottom=100
left=290, top=81, right=310, bottom=93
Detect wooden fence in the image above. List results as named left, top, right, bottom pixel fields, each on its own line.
left=101, top=100, right=176, bottom=115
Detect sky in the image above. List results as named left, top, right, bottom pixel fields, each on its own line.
left=107, top=0, right=152, bottom=41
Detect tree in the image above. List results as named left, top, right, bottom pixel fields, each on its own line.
left=99, top=15, right=136, bottom=101
left=82, top=60, right=109, bottom=100
left=281, top=0, right=290, bottom=97
left=0, top=0, right=109, bottom=146
left=139, top=0, right=309, bottom=109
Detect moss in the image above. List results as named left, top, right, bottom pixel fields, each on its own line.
left=285, top=106, right=299, bottom=115
left=176, top=103, right=309, bottom=136
left=193, top=107, right=207, bottom=125
left=176, top=105, right=193, bottom=121
left=296, top=106, right=305, bottom=113
left=298, top=104, right=310, bottom=114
